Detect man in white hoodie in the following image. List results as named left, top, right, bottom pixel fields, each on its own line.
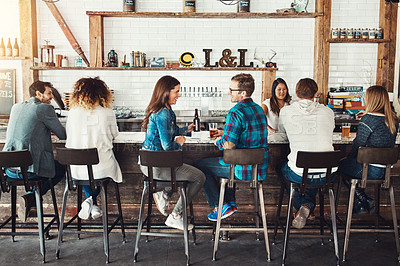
left=277, top=78, right=335, bottom=229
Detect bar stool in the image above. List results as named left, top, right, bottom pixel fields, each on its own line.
left=55, top=147, right=126, bottom=264
left=273, top=151, right=341, bottom=266
left=134, top=150, right=195, bottom=266
left=212, top=148, right=271, bottom=262
left=0, top=149, right=59, bottom=263
left=340, top=146, right=400, bottom=262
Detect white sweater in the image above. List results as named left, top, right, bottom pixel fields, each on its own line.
left=66, top=106, right=123, bottom=183
left=278, top=99, right=335, bottom=175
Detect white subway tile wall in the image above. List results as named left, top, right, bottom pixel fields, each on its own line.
left=35, top=0, right=379, bottom=110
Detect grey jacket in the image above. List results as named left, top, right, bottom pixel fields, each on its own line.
left=3, top=97, right=66, bottom=177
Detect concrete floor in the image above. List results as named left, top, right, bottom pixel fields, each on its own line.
left=0, top=229, right=399, bottom=266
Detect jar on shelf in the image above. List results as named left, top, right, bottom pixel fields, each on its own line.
left=238, top=0, right=250, bottom=12
left=369, top=28, right=376, bottom=39
left=123, top=0, right=135, bottom=12
left=355, top=28, right=362, bottom=39
left=183, top=0, right=195, bottom=12
left=347, top=28, right=354, bottom=39
left=362, top=28, right=369, bottom=39
left=376, top=28, right=383, bottom=39
left=340, top=28, right=347, bottom=39
left=331, top=28, right=339, bottom=39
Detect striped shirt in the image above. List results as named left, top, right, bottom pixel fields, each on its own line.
left=216, top=98, right=269, bottom=181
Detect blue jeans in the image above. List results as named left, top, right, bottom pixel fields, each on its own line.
left=277, top=162, right=335, bottom=213
left=82, top=185, right=101, bottom=203
left=193, top=157, right=235, bottom=208
left=5, top=160, right=65, bottom=196
left=338, top=156, right=385, bottom=180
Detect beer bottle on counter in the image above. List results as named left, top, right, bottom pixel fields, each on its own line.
left=12, top=38, right=19, bottom=57
left=193, top=109, right=200, bottom=132
left=6, top=38, right=12, bottom=57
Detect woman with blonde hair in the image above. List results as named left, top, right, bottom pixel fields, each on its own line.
left=339, top=85, right=398, bottom=214
left=66, top=77, right=122, bottom=220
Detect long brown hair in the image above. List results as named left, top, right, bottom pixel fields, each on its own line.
left=270, top=78, right=291, bottom=116
left=70, top=77, right=113, bottom=110
left=365, top=85, right=398, bottom=134
left=142, top=75, right=180, bottom=131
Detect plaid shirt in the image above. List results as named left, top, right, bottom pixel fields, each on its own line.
left=216, top=98, right=269, bottom=181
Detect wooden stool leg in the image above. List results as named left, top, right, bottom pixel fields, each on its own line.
left=100, top=184, right=109, bottom=264
left=258, top=183, right=271, bottom=262
left=329, top=188, right=340, bottom=265
left=56, top=182, right=69, bottom=259
left=282, top=184, right=294, bottom=265
left=343, top=180, right=357, bottom=262
left=389, top=185, right=400, bottom=262
left=134, top=181, right=148, bottom=262
left=213, top=178, right=227, bottom=261
left=35, top=187, right=45, bottom=263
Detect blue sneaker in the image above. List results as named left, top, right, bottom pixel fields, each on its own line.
left=207, top=204, right=235, bottom=222
left=229, top=201, right=238, bottom=213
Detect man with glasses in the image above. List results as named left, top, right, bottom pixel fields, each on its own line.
left=194, top=73, right=269, bottom=221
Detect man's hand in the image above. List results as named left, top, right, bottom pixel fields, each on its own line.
left=214, top=130, right=223, bottom=138
left=187, top=123, right=195, bottom=132
left=175, top=136, right=186, bottom=146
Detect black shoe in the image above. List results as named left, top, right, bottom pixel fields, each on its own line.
left=17, top=194, right=36, bottom=222
left=355, top=188, right=376, bottom=214
left=352, top=198, right=368, bottom=215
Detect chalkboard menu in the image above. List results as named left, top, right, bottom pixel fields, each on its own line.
left=0, top=69, right=16, bottom=117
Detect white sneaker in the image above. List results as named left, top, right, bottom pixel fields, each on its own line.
left=153, top=191, right=169, bottom=217
left=91, top=205, right=103, bottom=219
left=78, top=197, right=93, bottom=220
left=165, top=214, right=194, bottom=231
left=292, top=204, right=311, bottom=229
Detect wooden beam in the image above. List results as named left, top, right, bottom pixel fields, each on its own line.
left=377, top=0, right=398, bottom=92
left=89, top=15, right=104, bottom=68
left=261, top=69, right=277, bottom=101
left=19, top=0, right=38, bottom=101
left=313, top=0, right=331, bottom=104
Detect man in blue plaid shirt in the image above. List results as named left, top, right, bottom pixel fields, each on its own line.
left=194, top=73, right=269, bottom=221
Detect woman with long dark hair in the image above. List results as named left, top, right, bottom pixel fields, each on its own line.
left=339, top=85, right=398, bottom=214
left=141, top=75, right=205, bottom=230
left=261, top=78, right=291, bottom=133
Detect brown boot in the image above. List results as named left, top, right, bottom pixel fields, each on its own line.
left=17, top=193, right=36, bottom=222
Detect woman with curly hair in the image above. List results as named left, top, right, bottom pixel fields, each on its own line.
left=66, top=77, right=122, bottom=220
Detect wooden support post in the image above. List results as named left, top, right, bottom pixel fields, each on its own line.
left=89, top=15, right=104, bottom=68
left=313, top=0, right=331, bottom=104
left=377, top=0, right=397, bottom=92
left=261, top=69, right=277, bottom=101
left=19, top=0, right=38, bottom=101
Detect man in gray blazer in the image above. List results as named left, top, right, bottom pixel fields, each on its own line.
left=3, top=80, right=66, bottom=221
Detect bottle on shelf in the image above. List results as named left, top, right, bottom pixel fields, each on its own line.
left=6, top=38, right=12, bottom=57
left=0, top=38, right=5, bottom=57
left=193, top=108, right=200, bottom=132
left=12, top=38, right=19, bottom=57
left=183, top=0, right=196, bottom=12
left=123, top=0, right=135, bottom=12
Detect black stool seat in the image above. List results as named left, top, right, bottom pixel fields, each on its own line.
left=339, top=146, right=400, bottom=262
left=134, top=150, right=195, bottom=266
left=55, top=147, right=126, bottom=264
left=0, top=149, right=59, bottom=263
left=274, top=150, right=341, bottom=266
left=212, top=148, right=271, bottom=262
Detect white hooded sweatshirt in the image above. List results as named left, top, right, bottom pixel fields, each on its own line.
left=278, top=99, right=335, bottom=175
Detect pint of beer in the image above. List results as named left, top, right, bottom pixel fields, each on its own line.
left=342, top=123, right=351, bottom=138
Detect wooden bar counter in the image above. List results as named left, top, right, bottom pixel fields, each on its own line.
left=1, top=130, right=400, bottom=226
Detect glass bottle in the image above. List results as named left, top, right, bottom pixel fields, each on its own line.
left=0, top=38, right=5, bottom=56
left=6, top=38, right=12, bottom=57
left=12, top=38, right=19, bottom=57
left=193, top=109, right=200, bottom=132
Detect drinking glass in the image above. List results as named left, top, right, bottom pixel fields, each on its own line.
left=342, top=123, right=351, bottom=138
left=209, top=123, right=218, bottom=138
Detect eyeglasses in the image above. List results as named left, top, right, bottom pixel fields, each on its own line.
left=229, top=88, right=242, bottom=92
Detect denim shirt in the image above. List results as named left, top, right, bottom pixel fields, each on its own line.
left=142, top=108, right=188, bottom=151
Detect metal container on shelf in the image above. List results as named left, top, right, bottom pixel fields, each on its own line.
left=369, top=28, right=376, bottom=39
left=123, top=0, right=135, bottom=12
left=340, top=28, right=347, bottom=39
left=362, top=28, right=369, bottom=39
left=237, top=0, right=250, bottom=12
left=331, top=28, right=339, bottom=39
left=376, top=28, right=383, bottom=39
left=347, top=28, right=354, bottom=39
left=355, top=28, right=362, bottom=39
left=183, top=0, right=196, bottom=12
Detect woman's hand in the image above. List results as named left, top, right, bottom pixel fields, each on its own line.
left=175, top=136, right=186, bottom=146
left=213, top=136, right=222, bottom=145
left=356, top=111, right=366, bottom=119
left=187, top=123, right=195, bottom=132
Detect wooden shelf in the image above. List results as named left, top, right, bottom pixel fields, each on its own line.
left=86, top=11, right=322, bottom=19
left=0, top=56, right=28, bottom=60
left=31, top=66, right=278, bottom=71
left=327, top=38, right=389, bottom=43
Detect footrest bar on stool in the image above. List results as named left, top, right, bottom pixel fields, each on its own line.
left=350, top=229, right=397, bottom=233
left=219, top=228, right=267, bottom=232
left=0, top=217, right=13, bottom=228
left=140, top=232, right=187, bottom=238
